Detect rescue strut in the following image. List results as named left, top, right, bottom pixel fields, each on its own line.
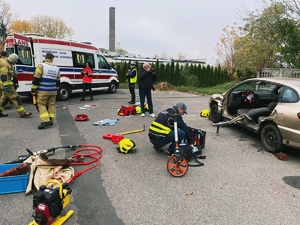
left=118, top=125, right=145, bottom=135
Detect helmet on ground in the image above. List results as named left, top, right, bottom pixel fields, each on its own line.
left=8, top=53, right=18, bottom=64
left=201, top=109, right=210, bottom=117
left=119, top=138, right=136, bottom=154
left=135, top=105, right=142, bottom=114
left=144, top=104, right=149, bottom=111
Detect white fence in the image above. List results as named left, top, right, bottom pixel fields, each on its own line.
left=259, top=68, right=300, bottom=78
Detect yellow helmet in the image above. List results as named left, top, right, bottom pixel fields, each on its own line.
left=144, top=104, right=149, bottom=111
left=201, top=109, right=210, bottom=117
left=135, top=105, right=142, bottom=114
left=118, top=139, right=136, bottom=154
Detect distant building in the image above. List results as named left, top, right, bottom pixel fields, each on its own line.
left=101, top=49, right=206, bottom=66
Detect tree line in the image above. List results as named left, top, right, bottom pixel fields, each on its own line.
left=113, top=61, right=230, bottom=88
left=215, top=0, right=300, bottom=79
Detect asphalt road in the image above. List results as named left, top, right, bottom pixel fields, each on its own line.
left=1, top=89, right=300, bottom=225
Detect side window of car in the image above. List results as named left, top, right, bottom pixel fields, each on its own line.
left=72, top=51, right=95, bottom=68
left=97, top=55, right=109, bottom=69
left=280, top=86, right=299, bottom=103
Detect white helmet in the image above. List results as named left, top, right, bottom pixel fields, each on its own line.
left=8, top=53, right=18, bottom=64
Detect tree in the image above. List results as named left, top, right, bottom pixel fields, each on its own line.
left=0, top=0, right=15, bottom=51
left=30, top=15, right=74, bottom=39
left=115, top=42, right=128, bottom=53
left=215, top=23, right=246, bottom=77
left=177, top=52, right=186, bottom=60
left=8, top=20, right=32, bottom=33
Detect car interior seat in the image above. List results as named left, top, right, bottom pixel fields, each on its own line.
left=247, top=102, right=278, bottom=124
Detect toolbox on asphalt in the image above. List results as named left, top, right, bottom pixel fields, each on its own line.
left=0, top=163, right=29, bottom=195
left=186, top=127, right=206, bottom=152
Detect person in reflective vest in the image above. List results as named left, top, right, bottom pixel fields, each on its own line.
left=126, top=62, right=137, bottom=104
left=31, top=53, right=60, bottom=129
left=80, top=62, right=93, bottom=101
left=148, top=102, right=192, bottom=157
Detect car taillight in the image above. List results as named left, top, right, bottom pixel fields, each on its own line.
left=298, top=112, right=300, bottom=119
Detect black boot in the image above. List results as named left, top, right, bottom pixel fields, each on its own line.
left=20, top=112, right=32, bottom=118
left=38, top=122, right=52, bottom=129
left=0, top=111, right=8, bottom=117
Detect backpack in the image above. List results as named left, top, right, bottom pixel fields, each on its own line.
left=118, top=105, right=136, bottom=116
left=179, top=144, right=205, bottom=167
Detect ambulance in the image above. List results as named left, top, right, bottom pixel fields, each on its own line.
left=4, top=33, right=119, bottom=100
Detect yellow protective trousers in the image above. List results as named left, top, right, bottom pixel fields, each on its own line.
left=0, top=86, right=25, bottom=115
left=37, top=92, right=56, bottom=123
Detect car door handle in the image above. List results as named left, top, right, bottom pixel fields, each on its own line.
left=17, top=69, right=24, bottom=72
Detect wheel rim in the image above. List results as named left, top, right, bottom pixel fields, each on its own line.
left=265, top=130, right=277, bottom=147
left=167, top=156, right=188, bottom=177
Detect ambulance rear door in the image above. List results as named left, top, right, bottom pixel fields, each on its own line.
left=6, top=33, right=34, bottom=94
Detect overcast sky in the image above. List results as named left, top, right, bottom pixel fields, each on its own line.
left=9, top=0, right=256, bottom=65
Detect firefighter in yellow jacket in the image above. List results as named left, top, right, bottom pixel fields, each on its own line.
left=31, top=53, right=60, bottom=129
left=0, top=53, right=32, bottom=118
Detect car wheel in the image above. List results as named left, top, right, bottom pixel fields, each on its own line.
left=261, top=123, right=283, bottom=153
left=210, top=104, right=221, bottom=123
left=107, top=81, right=117, bottom=93
left=57, top=84, right=71, bottom=101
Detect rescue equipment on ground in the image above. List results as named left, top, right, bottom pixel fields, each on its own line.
left=75, top=114, right=89, bottom=121
left=93, top=119, right=119, bottom=126
left=8, top=144, right=103, bottom=225
left=135, top=105, right=142, bottom=114
left=200, top=109, right=210, bottom=118
left=118, top=105, right=136, bottom=116
left=103, top=125, right=145, bottom=144
left=144, top=104, right=149, bottom=111
left=117, top=138, right=136, bottom=154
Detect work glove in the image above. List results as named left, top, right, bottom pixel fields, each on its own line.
left=31, top=88, right=37, bottom=95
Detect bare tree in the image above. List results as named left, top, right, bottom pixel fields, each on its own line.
left=0, top=0, right=16, bottom=51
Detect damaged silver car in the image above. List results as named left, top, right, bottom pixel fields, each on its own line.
left=209, top=77, right=300, bottom=152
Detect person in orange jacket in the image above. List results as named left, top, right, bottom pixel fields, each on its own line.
left=80, top=62, right=93, bottom=101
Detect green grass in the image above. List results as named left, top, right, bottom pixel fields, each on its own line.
left=119, top=81, right=239, bottom=95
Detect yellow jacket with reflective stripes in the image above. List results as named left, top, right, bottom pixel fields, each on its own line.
left=0, top=58, right=14, bottom=88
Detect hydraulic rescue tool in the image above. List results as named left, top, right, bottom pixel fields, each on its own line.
left=5, top=145, right=81, bottom=164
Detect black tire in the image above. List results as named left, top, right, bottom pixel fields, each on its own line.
left=210, top=103, right=221, bottom=123
left=107, top=81, right=117, bottom=93
left=261, top=123, right=283, bottom=153
left=57, top=84, right=71, bottom=101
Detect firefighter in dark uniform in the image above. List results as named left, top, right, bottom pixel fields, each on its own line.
left=148, top=102, right=196, bottom=157
left=0, top=53, right=32, bottom=118
left=31, top=53, right=60, bottom=129
left=126, top=62, right=137, bottom=104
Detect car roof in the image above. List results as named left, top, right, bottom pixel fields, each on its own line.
left=247, top=77, right=300, bottom=90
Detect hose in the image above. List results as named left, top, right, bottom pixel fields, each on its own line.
left=66, top=144, right=103, bottom=184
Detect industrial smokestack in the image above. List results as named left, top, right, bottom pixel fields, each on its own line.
left=109, top=7, right=115, bottom=52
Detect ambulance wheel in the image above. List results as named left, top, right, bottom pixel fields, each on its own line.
left=57, top=84, right=71, bottom=101
left=167, top=155, right=189, bottom=177
left=108, top=81, right=117, bottom=93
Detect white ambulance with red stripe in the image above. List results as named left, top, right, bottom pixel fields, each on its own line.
left=4, top=33, right=119, bottom=100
